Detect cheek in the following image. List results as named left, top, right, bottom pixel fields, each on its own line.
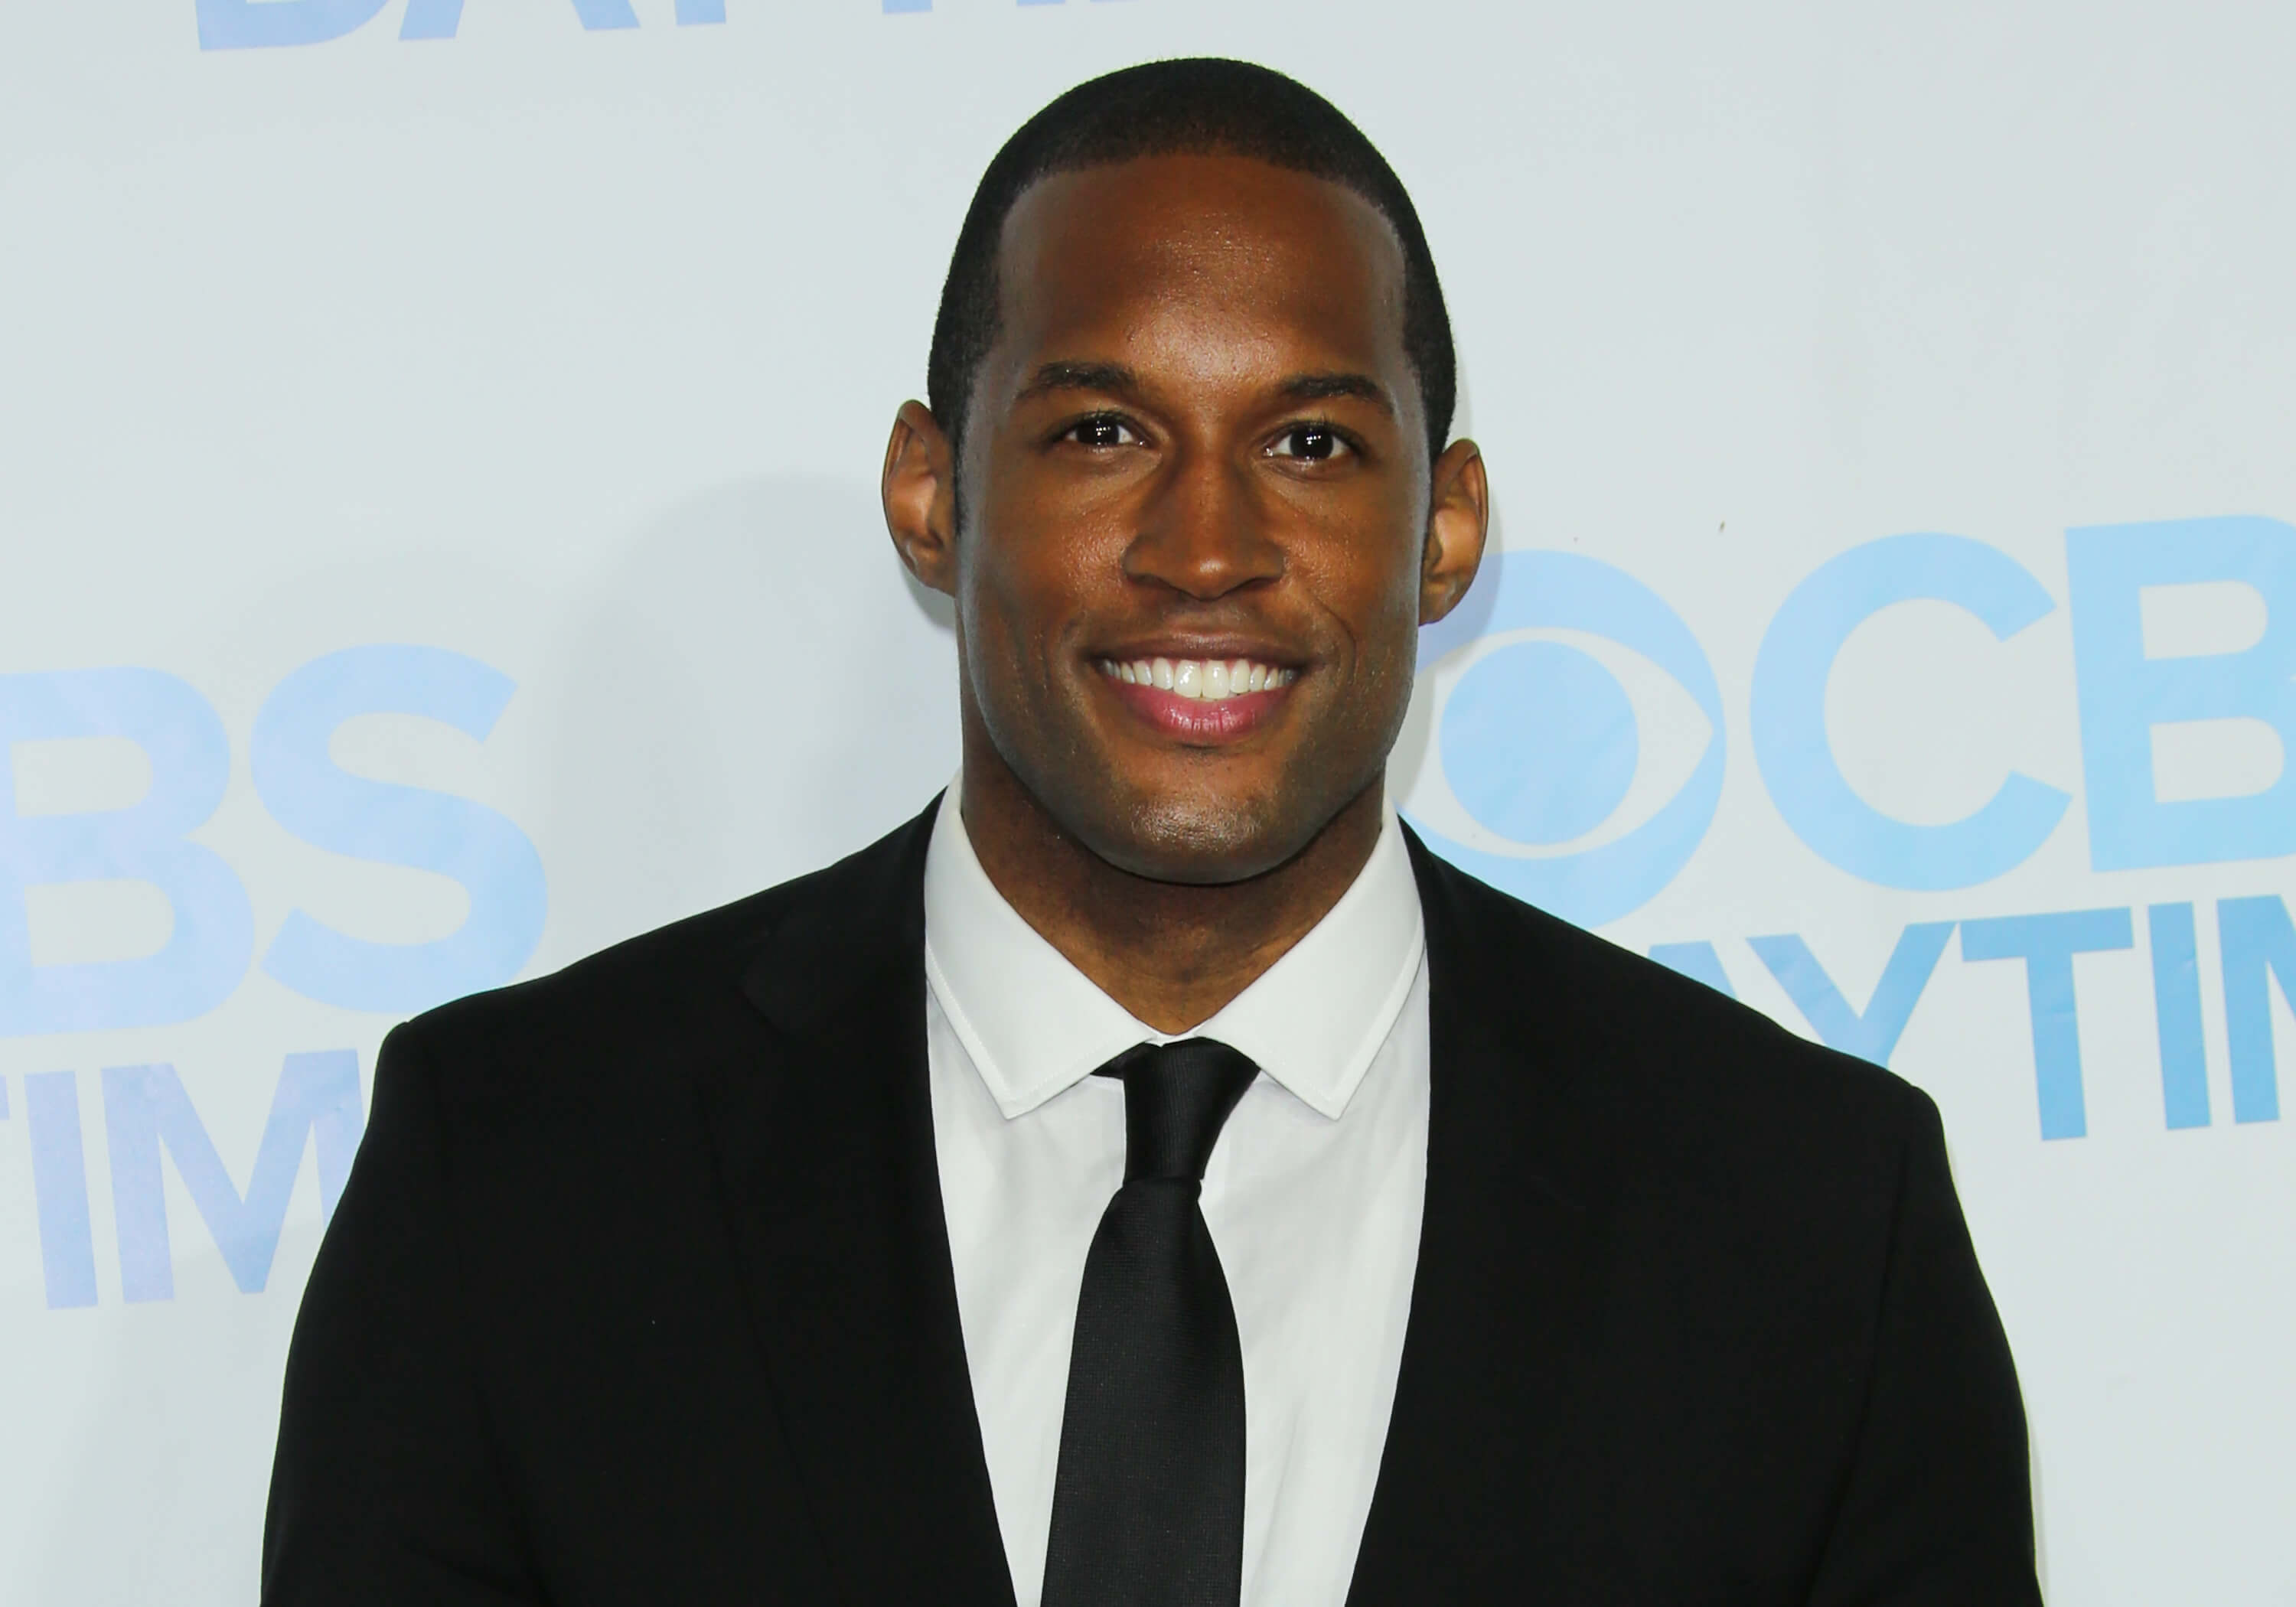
left=962, top=539, right=1079, bottom=656
left=1311, top=531, right=1426, bottom=734
left=1306, top=518, right=1425, bottom=657
left=966, top=484, right=1127, bottom=641
left=956, top=525, right=1104, bottom=715
left=956, top=490, right=1039, bottom=638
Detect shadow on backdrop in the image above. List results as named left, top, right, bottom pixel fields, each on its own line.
left=533, top=474, right=957, bottom=969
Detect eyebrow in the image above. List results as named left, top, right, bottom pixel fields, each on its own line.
left=1277, top=371, right=1396, bottom=417
left=1014, top=361, right=1141, bottom=404
left=1013, top=361, right=1397, bottom=417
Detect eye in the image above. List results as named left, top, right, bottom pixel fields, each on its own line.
left=1268, top=423, right=1352, bottom=463
left=1063, top=415, right=1141, bottom=449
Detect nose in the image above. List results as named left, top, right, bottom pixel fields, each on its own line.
left=1121, top=441, right=1284, bottom=601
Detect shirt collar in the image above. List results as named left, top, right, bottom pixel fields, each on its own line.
left=922, top=781, right=1425, bottom=1123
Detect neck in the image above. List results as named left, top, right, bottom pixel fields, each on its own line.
left=957, top=746, right=1386, bottom=1036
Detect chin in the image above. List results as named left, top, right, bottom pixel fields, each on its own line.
left=1089, top=784, right=1329, bottom=888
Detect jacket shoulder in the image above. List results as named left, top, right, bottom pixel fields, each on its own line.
left=1411, top=839, right=1939, bottom=1151
left=387, top=802, right=937, bottom=1091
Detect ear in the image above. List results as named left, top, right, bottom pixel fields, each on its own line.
left=882, top=399, right=960, bottom=597
left=1420, top=438, right=1489, bottom=625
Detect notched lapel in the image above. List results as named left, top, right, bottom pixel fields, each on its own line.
left=700, top=798, right=1017, bottom=1607
left=1345, top=831, right=1619, bottom=1605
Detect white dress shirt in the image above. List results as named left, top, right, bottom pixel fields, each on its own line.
left=923, top=790, right=1431, bottom=1607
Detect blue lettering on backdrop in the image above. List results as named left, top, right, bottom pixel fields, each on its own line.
left=0, top=650, right=540, bottom=1037
left=398, top=0, right=638, bottom=39
left=0, top=670, right=255, bottom=1038
left=103, top=1054, right=364, bottom=1301
left=1652, top=897, right=2286, bottom=1141
left=1444, top=640, right=1639, bottom=843
left=1649, top=940, right=1736, bottom=998
left=198, top=0, right=1119, bottom=47
left=1960, top=908, right=2136, bottom=1140
left=395, top=0, right=461, bottom=40
left=252, top=646, right=546, bottom=1017
left=1413, top=551, right=1726, bottom=929
left=2068, top=517, right=2296, bottom=871
left=1746, top=922, right=1958, bottom=1067
left=200, top=0, right=647, bottom=47
left=196, top=0, right=386, bottom=50
left=2148, top=902, right=2212, bottom=1129
left=2218, top=895, right=2295, bottom=1124
left=1752, top=533, right=2071, bottom=891
left=24, top=1071, right=99, bottom=1309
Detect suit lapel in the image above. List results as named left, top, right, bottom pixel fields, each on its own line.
left=696, top=805, right=1619, bottom=1603
left=1345, top=830, right=1619, bottom=1602
left=700, top=797, right=1016, bottom=1607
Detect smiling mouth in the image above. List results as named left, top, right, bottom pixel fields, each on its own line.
left=1095, top=656, right=1299, bottom=701
left=1092, top=654, right=1300, bottom=746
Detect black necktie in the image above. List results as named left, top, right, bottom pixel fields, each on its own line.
left=1040, top=1038, right=1260, bottom=1607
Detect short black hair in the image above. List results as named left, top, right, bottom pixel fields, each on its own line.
left=926, top=57, right=1457, bottom=474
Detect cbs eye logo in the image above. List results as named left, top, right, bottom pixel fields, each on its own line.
left=1401, top=551, right=1725, bottom=928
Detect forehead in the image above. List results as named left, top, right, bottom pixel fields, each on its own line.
left=987, top=153, right=1414, bottom=403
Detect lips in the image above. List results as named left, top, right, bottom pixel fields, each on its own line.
left=1095, top=654, right=1298, bottom=744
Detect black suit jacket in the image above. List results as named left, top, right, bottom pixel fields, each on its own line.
left=263, top=797, right=2040, bottom=1605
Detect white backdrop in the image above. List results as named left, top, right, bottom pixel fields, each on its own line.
left=5, top=2, right=2294, bottom=1602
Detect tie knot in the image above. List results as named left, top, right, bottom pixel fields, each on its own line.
left=1096, top=1038, right=1260, bottom=1183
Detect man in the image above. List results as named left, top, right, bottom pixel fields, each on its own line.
left=264, top=58, right=2039, bottom=1607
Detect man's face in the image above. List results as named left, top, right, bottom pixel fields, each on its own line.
left=894, top=153, right=1485, bottom=885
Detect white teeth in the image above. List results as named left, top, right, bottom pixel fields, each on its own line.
left=1098, top=656, right=1296, bottom=699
